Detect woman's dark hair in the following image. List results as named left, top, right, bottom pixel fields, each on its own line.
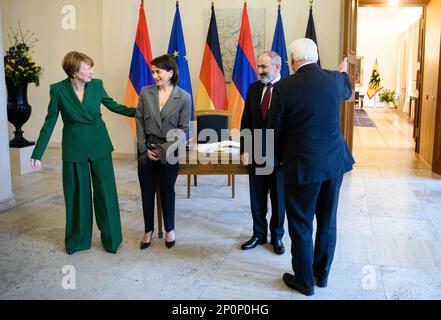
left=150, top=54, right=179, bottom=85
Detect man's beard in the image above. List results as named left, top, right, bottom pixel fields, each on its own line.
left=260, top=75, right=271, bottom=84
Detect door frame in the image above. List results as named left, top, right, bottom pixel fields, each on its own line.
left=432, top=32, right=441, bottom=174
left=360, top=1, right=426, bottom=156
left=414, top=10, right=426, bottom=153
left=341, top=0, right=357, bottom=150
left=345, top=0, right=441, bottom=175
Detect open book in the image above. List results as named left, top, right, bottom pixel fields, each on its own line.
left=197, top=140, right=240, bottom=155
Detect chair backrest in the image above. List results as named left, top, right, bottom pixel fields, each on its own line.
left=355, top=91, right=360, bottom=102
left=195, top=110, right=232, bottom=144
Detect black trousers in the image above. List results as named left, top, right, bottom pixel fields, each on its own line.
left=248, top=165, right=285, bottom=242
left=138, top=158, right=179, bottom=233
left=284, top=175, right=343, bottom=290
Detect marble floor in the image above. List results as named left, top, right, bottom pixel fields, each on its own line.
left=1, top=107, right=441, bottom=300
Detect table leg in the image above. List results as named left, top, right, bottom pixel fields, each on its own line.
left=187, top=174, right=191, bottom=198
left=232, top=174, right=235, bottom=198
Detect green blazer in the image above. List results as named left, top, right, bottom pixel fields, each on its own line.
left=31, top=78, right=136, bottom=162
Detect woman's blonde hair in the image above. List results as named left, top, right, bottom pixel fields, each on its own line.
left=62, top=51, right=94, bottom=78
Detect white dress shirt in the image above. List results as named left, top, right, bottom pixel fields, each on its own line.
left=260, top=74, right=281, bottom=109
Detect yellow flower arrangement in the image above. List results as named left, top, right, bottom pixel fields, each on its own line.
left=4, top=24, right=42, bottom=86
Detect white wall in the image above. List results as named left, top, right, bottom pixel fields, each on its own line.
left=357, top=23, right=399, bottom=107
left=2, top=0, right=344, bottom=156
left=0, top=4, right=16, bottom=212
left=1, top=0, right=103, bottom=153
left=396, top=20, right=420, bottom=114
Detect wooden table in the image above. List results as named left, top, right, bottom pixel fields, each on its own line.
left=155, top=150, right=249, bottom=238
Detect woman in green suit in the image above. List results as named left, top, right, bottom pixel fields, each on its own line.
left=30, top=51, right=136, bottom=255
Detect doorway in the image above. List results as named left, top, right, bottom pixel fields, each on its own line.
left=353, top=5, right=427, bottom=169
left=342, top=0, right=441, bottom=172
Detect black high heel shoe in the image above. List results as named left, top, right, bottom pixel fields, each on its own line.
left=165, top=240, right=175, bottom=249
left=140, top=232, right=152, bottom=250
left=165, top=231, right=175, bottom=249
left=140, top=240, right=151, bottom=250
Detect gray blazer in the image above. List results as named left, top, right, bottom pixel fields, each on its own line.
left=136, top=85, right=191, bottom=157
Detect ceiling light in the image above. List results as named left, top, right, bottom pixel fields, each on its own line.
left=389, top=0, right=399, bottom=6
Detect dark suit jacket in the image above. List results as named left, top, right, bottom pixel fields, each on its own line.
left=274, top=63, right=355, bottom=185
left=31, top=78, right=136, bottom=162
left=240, top=80, right=282, bottom=167
left=136, top=85, right=191, bottom=156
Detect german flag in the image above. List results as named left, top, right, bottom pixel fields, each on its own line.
left=367, top=59, right=383, bottom=99
left=195, top=3, right=227, bottom=111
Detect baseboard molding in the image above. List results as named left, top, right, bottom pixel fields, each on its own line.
left=0, top=194, right=16, bottom=213
left=419, top=155, right=432, bottom=170
left=112, top=152, right=136, bottom=160
left=48, top=142, right=61, bottom=148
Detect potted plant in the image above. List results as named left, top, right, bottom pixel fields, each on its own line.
left=378, top=89, right=397, bottom=109
left=4, top=23, right=42, bottom=148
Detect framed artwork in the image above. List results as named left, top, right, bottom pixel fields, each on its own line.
left=355, top=56, right=364, bottom=87
left=204, top=8, right=265, bottom=83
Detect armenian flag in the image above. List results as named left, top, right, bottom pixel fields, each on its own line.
left=124, top=0, right=155, bottom=137
left=227, top=2, right=257, bottom=130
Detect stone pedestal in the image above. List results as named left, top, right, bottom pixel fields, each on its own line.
left=0, top=195, right=16, bottom=212
left=10, top=145, right=38, bottom=175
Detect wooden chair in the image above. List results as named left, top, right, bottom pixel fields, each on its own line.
left=188, top=110, right=233, bottom=198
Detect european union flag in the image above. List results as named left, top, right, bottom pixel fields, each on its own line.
left=167, top=1, right=194, bottom=140
left=271, top=4, right=289, bottom=77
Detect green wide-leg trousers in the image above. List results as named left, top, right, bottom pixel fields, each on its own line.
left=62, top=155, right=122, bottom=253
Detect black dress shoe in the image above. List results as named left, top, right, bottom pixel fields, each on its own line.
left=140, top=241, right=151, bottom=250
left=165, top=240, right=175, bottom=249
left=271, top=240, right=285, bottom=255
left=106, top=248, right=117, bottom=254
left=241, top=236, right=267, bottom=250
left=313, top=271, right=328, bottom=287
left=282, top=273, right=314, bottom=296
left=66, top=248, right=75, bottom=255
left=315, top=277, right=328, bottom=288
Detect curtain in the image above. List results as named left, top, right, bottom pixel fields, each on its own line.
left=396, top=20, right=420, bottom=114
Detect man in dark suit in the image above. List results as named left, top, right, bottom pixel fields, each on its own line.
left=240, top=51, right=285, bottom=255
left=274, top=38, right=354, bottom=296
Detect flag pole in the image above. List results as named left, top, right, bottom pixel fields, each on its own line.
left=310, top=0, right=313, bottom=8
left=278, top=0, right=281, bottom=8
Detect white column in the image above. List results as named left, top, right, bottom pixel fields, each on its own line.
left=0, top=6, right=16, bottom=213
